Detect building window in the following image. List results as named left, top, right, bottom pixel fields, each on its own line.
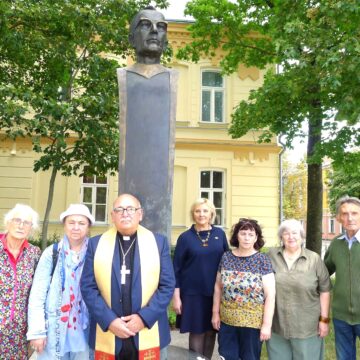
left=81, top=167, right=108, bottom=223
left=201, top=70, right=224, bottom=123
left=200, top=170, right=225, bottom=225
left=329, top=218, right=335, bottom=234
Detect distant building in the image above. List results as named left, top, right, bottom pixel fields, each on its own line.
left=0, top=21, right=281, bottom=246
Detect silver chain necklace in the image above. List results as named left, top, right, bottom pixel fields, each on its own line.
left=118, top=237, right=136, bottom=284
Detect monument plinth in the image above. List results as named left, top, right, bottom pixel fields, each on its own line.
left=117, top=64, right=178, bottom=241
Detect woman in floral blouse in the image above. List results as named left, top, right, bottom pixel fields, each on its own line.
left=0, top=204, right=41, bottom=359
left=212, top=218, right=275, bottom=360
left=27, top=204, right=94, bottom=359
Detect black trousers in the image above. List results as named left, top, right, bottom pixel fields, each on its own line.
left=116, top=338, right=137, bottom=360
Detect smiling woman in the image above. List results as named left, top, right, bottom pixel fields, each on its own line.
left=172, top=198, right=228, bottom=359
left=267, top=219, right=331, bottom=360
left=0, top=204, right=41, bottom=359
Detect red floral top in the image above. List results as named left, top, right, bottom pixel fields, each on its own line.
left=0, top=233, right=41, bottom=359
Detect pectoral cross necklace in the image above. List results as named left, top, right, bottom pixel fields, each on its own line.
left=119, top=236, right=136, bottom=285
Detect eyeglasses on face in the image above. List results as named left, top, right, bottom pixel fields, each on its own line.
left=113, top=206, right=141, bottom=215
left=11, top=218, right=32, bottom=228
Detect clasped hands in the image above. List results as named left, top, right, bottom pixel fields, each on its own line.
left=109, top=314, right=145, bottom=339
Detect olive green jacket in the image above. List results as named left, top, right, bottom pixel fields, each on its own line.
left=324, top=234, right=360, bottom=324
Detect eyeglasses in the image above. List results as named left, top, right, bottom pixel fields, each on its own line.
left=11, top=218, right=33, bottom=228
left=113, top=206, right=141, bottom=215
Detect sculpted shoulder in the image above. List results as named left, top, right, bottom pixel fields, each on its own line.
left=120, top=63, right=177, bottom=79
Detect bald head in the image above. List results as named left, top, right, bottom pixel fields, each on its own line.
left=113, top=194, right=141, bottom=209
left=111, top=194, right=143, bottom=235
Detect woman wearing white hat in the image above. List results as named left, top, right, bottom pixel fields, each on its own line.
left=27, top=204, right=95, bottom=359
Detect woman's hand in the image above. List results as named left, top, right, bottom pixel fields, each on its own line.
left=30, top=338, right=47, bottom=354
left=260, top=324, right=272, bottom=341
left=211, top=312, right=221, bottom=331
left=318, top=321, right=329, bottom=338
left=172, top=288, right=182, bottom=315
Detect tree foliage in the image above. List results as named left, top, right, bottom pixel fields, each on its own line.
left=0, top=0, right=168, bottom=248
left=283, top=157, right=307, bottom=221
left=328, top=152, right=360, bottom=214
left=178, top=0, right=360, bottom=254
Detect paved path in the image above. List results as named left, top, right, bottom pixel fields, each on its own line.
left=30, top=331, right=220, bottom=360
left=170, top=330, right=220, bottom=360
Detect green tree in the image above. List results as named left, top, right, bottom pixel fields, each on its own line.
left=178, top=0, right=360, bottom=254
left=328, top=152, right=360, bottom=214
left=0, top=0, right=168, bottom=249
left=283, top=157, right=307, bottom=221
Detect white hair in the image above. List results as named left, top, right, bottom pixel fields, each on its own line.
left=278, top=219, right=305, bottom=241
left=4, top=204, right=40, bottom=231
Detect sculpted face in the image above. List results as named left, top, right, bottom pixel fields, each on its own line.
left=129, top=9, right=168, bottom=63
left=111, top=194, right=143, bottom=235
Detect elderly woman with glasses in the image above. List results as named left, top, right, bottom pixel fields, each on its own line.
left=27, top=204, right=94, bottom=359
left=172, top=198, right=228, bottom=359
left=0, top=204, right=41, bottom=359
left=212, top=218, right=275, bottom=360
left=266, top=219, right=331, bottom=360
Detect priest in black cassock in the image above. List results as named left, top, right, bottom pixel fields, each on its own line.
left=81, top=194, right=175, bottom=360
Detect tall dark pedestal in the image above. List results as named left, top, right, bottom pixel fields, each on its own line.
left=117, top=65, right=178, bottom=243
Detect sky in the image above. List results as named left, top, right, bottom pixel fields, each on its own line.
left=161, top=1, right=307, bottom=163
left=162, top=0, right=189, bottom=20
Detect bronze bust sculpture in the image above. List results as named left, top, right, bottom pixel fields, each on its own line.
left=117, top=7, right=178, bottom=240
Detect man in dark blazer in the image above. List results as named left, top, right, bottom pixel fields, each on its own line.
left=81, top=193, right=175, bottom=360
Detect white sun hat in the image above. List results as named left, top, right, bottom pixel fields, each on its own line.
left=59, top=204, right=95, bottom=225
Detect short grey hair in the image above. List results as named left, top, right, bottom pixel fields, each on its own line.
left=335, top=195, right=360, bottom=215
left=278, top=219, right=305, bottom=241
left=4, top=204, right=40, bottom=231
left=190, top=198, right=216, bottom=224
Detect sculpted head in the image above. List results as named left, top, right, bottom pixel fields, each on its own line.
left=129, top=6, right=168, bottom=64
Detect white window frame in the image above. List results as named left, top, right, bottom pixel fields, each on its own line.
left=329, top=218, right=335, bottom=234
left=199, top=169, right=226, bottom=226
left=81, top=169, right=109, bottom=224
left=201, top=70, right=225, bottom=123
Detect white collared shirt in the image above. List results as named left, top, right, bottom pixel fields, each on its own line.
left=338, top=229, right=360, bottom=249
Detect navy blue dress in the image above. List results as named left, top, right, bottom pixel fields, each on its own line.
left=173, top=225, right=228, bottom=333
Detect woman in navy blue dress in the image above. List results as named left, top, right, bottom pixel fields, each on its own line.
left=172, top=198, right=228, bottom=359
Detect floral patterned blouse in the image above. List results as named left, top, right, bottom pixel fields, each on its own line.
left=0, top=233, right=41, bottom=359
left=218, top=250, right=273, bottom=329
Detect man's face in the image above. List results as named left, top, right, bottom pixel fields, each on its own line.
left=337, top=202, right=360, bottom=236
left=111, top=195, right=143, bottom=235
left=130, top=10, right=167, bottom=61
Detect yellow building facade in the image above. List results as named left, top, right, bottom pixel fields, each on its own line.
left=0, top=22, right=281, bottom=246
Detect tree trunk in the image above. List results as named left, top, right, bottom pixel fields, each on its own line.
left=306, top=117, right=323, bottom=255
left=41, top=167, right=58, bottom=250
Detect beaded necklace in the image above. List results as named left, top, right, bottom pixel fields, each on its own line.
left=196, top=230, right=211, bottom=247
